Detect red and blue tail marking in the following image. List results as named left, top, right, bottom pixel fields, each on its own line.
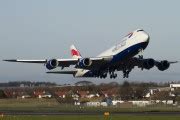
left=70, top=45, right=82, bottom=59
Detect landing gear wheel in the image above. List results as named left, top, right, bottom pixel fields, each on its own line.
left=110, top=73, right=117, bottom=79
left=123, top=70, right=130, bottom=78
left=102, top=74, right=107, bottom=79
left=110, top=74, right=113, bottom=79
left=113, top=73, right=117, bottom=79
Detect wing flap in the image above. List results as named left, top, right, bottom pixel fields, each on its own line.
left=57, top=58, right=78, bottom=66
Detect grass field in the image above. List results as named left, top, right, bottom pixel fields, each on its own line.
left=0, top=98, right=180, bottom=113
left=0, top=115, right=180, bottom=120
left=0, top=99, right=180, bottom=120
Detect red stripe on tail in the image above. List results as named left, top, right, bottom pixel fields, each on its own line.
left=71, top=49, right=81, bottom=56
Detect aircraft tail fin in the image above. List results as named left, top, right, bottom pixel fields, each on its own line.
left=70, top=45, right=82, bottom=59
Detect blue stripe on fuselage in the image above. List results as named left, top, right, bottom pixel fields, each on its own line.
left=110, top=42, right=148, bottom=64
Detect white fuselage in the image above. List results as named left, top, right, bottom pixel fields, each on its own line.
left=74, top=29, right=150, bottom=77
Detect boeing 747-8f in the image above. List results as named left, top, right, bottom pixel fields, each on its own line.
left=4, top=29, right=177, bottom=79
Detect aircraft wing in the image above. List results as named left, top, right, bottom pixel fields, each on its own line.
left=3, top=57, right=112, bottom=69
left=3, top=59, right=79, bottom=67
left=3, top=59, right=47, bottom=63
left=47, top=70, right=77, bottom=74
left=115, top=57, right=178, bottom=72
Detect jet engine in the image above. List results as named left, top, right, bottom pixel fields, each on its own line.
left=78, top=58, right=92, bottom=68
left=46, top=59, right=59, bottom=70
left=156, top=60, right=170, bottom=71
left=143, top=58, right=155, bottom=69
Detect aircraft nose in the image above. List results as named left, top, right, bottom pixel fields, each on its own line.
left=143, top=33, right=150, bottom=43
left=140, top=32, right=150, bottom=50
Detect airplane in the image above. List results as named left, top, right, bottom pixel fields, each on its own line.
left=3, top=29, right=178, bottom=79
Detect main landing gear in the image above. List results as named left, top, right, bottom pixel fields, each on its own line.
left=99, top=73, right=107, bottom=79
left=98, top=72, right=117, bottom=79
left=96, top=68, right=119, bottom=79
left=122, top=66, right=132, bottom=78
left=123, top=70, right=130, bottom=78
left=109, top=72, right=117, bottom=79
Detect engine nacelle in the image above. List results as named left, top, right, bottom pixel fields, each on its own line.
left=156, top=60, right=170, bottom=71
left=78, top=58, right=92, bottom=68
left=46, top=59, right=59, bottom=70
left=143, top=58, right=155, bottom=69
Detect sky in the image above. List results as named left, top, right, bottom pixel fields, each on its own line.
left=0, top=0, right=179, bottom=85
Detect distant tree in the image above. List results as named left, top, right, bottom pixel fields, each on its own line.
left=75, top=81, right=94, bottom=86
left=107, top=82, right=119, bottom=87
left=119, top=81, right=133, bottom=100
left=152, top=91, right=170, bottom=104
left=25, top=88, right=34, bottom=97
left=0, top=90, right=7, bottom=98
left=172, top=88, right=180, bottom=104
left=133, top=86, right=148, bottom=100
left=57, top=93, right=75, bottom=104
left=175, top=96, right=180, bottom=104
left=172, top=88, right=180, bottom=97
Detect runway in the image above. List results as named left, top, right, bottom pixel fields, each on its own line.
left=1, top=111, right=180, bottom=116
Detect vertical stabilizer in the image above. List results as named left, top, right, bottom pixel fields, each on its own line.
left=70, top=45, right=82, bottom=59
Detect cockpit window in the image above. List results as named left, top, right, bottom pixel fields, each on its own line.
left=137, top=29, right=144, bottom=32
left=125, top=32, right=133, bottom=38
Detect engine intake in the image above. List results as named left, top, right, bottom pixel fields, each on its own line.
left=156, top=60, right=170, bottom=71
left=46, top=59, right=58, bottom=70
left=78, top=58, right=92, bottom=68
left=143, top=58, right=155, bottom=69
